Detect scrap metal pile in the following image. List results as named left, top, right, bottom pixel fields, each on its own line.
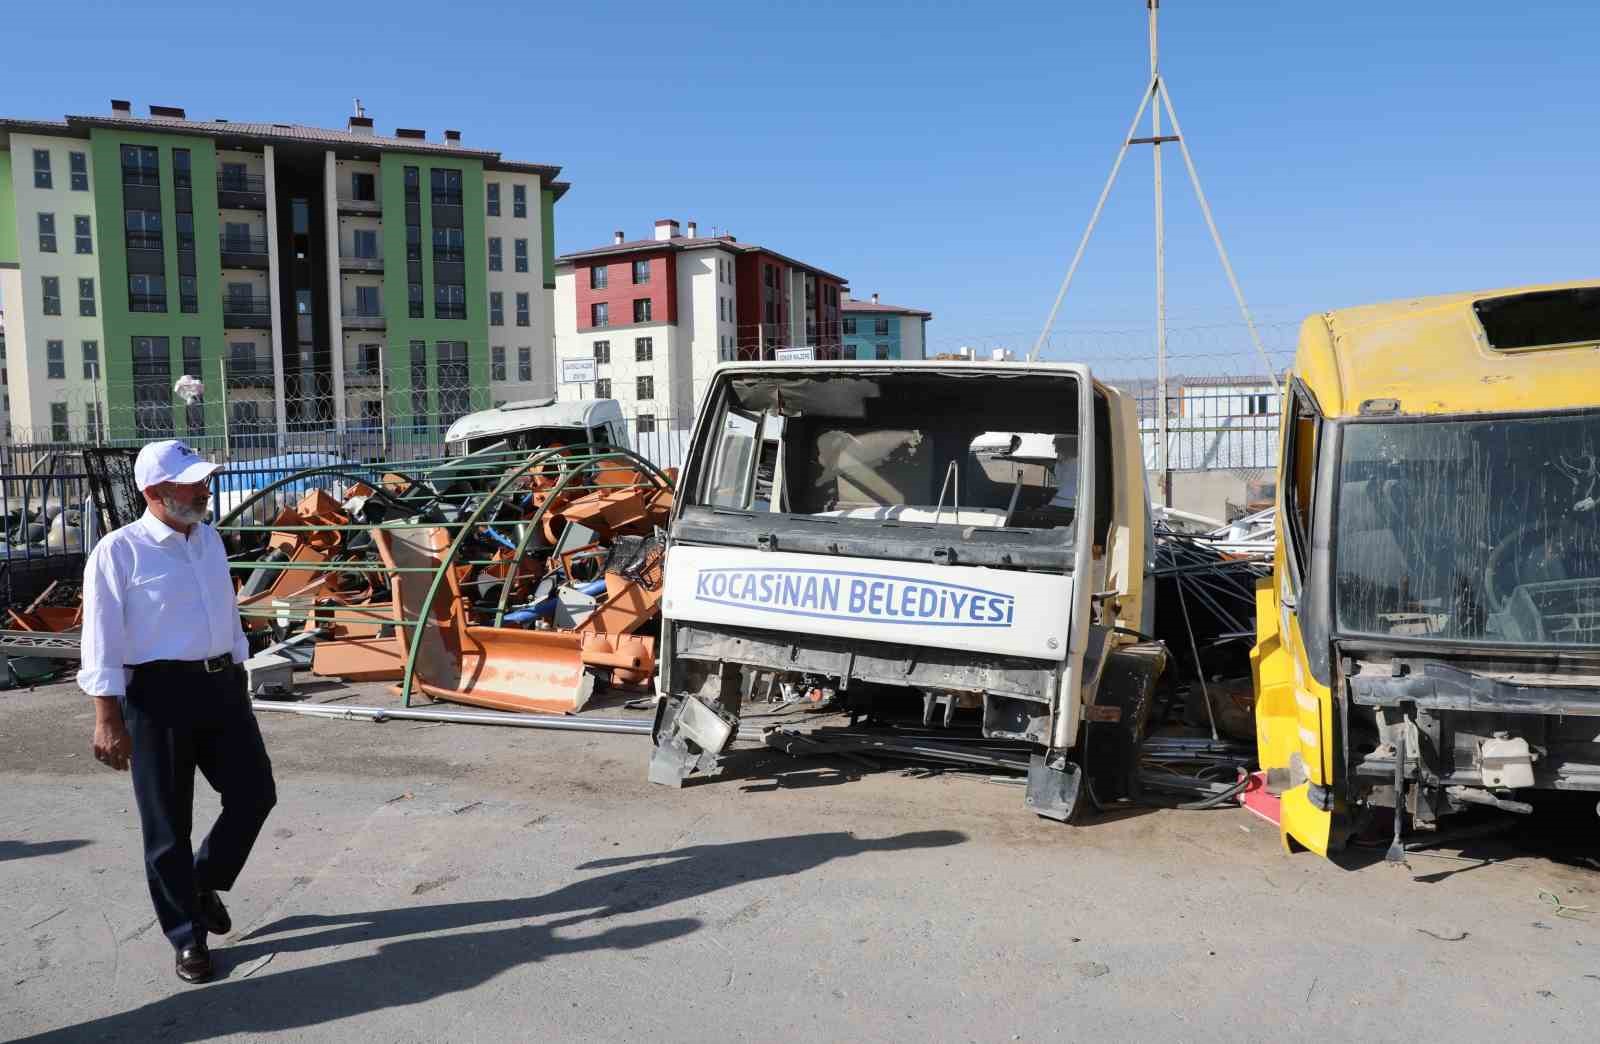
left=216, top=443, right=674, bottom=714
left=1150, top=510, right=1273, bottom=742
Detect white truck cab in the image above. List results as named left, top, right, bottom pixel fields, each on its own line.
left=650, top=360, right=1160, bottom=819
left=444, top=397, right=630, bottom=456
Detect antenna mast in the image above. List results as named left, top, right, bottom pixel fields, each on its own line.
left=1027, top=1, right=1274, bottom=506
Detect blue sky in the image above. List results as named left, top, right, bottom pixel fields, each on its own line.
left=9, top=1, right=1599, bottom=369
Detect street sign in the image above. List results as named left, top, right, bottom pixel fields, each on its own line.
left=561, top=357, right=598, bottom=384
left=773, top=347, right=815, bottom=362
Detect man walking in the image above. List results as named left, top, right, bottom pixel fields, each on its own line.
left=80, top=440, right=276, bottom=984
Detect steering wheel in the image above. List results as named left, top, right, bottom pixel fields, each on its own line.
left=1484, top=514, right=1600, bottom=612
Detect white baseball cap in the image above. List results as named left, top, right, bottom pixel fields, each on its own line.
left=133, top=440, right=225, bottom=490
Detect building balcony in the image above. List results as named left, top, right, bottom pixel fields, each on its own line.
left=220, top=234, right=271, bottom=269
left=342, top=312, right=386, bottom=331
left=225, top=359, right=275, bottom=387
left=343, top=370, right=384, bottom=388
left=217, top=173, right=267, bottom=210
left=337, top=196, right=382, bottom=216
left=435, top=304, right=467, bottom=320
left=433, top=247, right=466, bottom=264
left=223, top=296, right=273, bottom=329
left=128, top=293, right=168, bottom=313
left=339, top=253, right=385, bottom=273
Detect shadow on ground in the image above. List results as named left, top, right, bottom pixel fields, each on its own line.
left=21, top=828, right=965, bottom=1041
left=0, top=839, right=91, bottom=862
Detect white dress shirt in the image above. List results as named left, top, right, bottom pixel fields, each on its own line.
left=77, top=510, right=249, bottom=697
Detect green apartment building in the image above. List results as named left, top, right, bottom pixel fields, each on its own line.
left=0, top=101, right=566, bottom=448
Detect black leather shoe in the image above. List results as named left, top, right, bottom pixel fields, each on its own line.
left=176, top=942, right=213, bottom=984
left=196, top=889, right=232, bottom=936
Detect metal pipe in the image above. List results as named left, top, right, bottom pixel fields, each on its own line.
left=252, top=700, right=655, bottom=734
left=252, top=699, right=767, bottom=742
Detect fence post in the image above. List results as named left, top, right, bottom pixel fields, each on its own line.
left=219, top=353, right=232, bottom=462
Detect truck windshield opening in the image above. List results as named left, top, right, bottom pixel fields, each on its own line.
left=693, top=370, right=1084, bottom=539
left=1335, top=409, right=1600, bottom=647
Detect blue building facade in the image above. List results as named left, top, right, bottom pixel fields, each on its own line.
left=840, top=296, right=931, bottom=360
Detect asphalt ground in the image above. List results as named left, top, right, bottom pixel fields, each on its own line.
left=3, top=678, right=1598, bottom=1041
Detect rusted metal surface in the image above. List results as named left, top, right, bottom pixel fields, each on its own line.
left=217, top=442, right=673, bottom=712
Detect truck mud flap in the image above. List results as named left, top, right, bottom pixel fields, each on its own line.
left=1024, top=753, right=1084, bottom=823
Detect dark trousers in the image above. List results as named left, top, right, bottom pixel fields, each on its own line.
left=120, top=662, right=277, bottom=951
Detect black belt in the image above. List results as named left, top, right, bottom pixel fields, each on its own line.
left=130, top=654, right=236, bottom=674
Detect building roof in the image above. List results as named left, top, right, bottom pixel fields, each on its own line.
left=1, top=112, right=565, bottom=193
left=841, top=298, right=932, bottom=318
left=556, top=235, right=847, bottom=283
left=1298, top=279, right=1600, bottom=418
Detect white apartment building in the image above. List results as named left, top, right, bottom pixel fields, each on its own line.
left=553, top=219, right=849, bottom=425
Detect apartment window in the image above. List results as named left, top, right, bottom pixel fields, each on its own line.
left=82, top=340, right=99, bottom=379
left=409, top=339, right=428, bottom=425
left=222, top=221, right=250, bottom=250
left=591, top=302, right=609, bottom=327
left=435, top=283, right=466, bottom=320
left=595, top=378, right=611, bottom=399
left=133, top=335, right=174, bottom=437
left=512, top=183, right=527, bottom=218
left=78, top=277, right=96, bottom=316
left=517, top=346, right=532, bottom=382
left=33, top=149, right=51, bottom=189
left=406, top=223, right=422, bottom=261
left=74, top=215, right=93, bottom=254
left=764, top=264, right=776, bottom=288
left=432, top=226, right=465, bottom=261
left=590, top=265, right=607, bottom=290
left=69, top=151, right=88, bottom=191
left=843, top=317, right=857, bottom=335
left=514, top=238, right=528, bottom=273
left=42, top=276, right=61, bottom=315
left=515, top=292, right=529, bottom=327
left=85, top=403, right=103, bottom=442
left=219, top=161, right=247, bottom=191
left=874, top=319, right=890, bottom=336
left=182, top=337, right=206, bottom=434
left=50, top=402, right=69, bottom=442
left=486, top=182, right=501, bottom=217
left=637, top=413, right=656, bottom=434
left=125, top=209, right=163, bottom=250
left=633, top=298, right=652, bottom=323
left=436, top=340, right=470, bottom=423
left=358, top=342, right=381, bottom=373
left=129, top=273, right=165, bottom=312
left=636, top=375, right=654, bottom=401
left=348, top=228, right=376, bottom=259
left=404, top=166, right=420, bottom=200
left=431, top=168, right=464, bottom=206
left=360, top=400, right=383, bottom=428
left=632, top=259, right=650, bottom=284
left=489, top=291, right=504, bottom=326
left=409, top=282, right=424, bottom=319
left=356, top=285, right=381, bottom=316
left=635, top=337, right=653, bottom=362
left=488, top=237, right=502, bottom=271
left=180, top=276, right=198, bottom=314
left=351, top=171, right=376, bottom=202
left=46, top=340, right=65, bottom=379
left=593, top=340, right=610, bottom=363
left=875, top=344, right=892, bottom=360
left=172, top=148, right=191, bottom=190
left=122, top=145, right=159, bottom=186
left=764, top=301, right=777, bottom=324
left=230, top=340, right=260, bottom=375
left=39, top=212, right=58, bottom=252
left=491, top=346, right=507, bottom=381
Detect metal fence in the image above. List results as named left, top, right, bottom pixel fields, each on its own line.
left=0, top=367, right=1283, bottom=608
